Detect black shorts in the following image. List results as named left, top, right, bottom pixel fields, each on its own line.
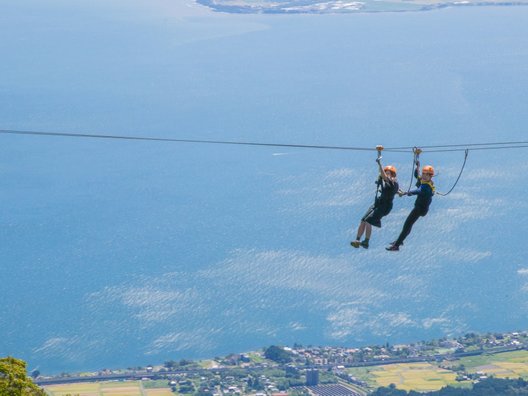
left=361, top=204, right=392, bottom=228
left=414, top=205, right=429, bottom=217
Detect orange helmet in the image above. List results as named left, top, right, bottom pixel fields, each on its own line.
left=384, top=165, right=397, bottom=176
left=422, top=165, right=435, bottom=176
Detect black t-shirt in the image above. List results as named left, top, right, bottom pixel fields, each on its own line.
left=377, top=178, right=399, bottom=207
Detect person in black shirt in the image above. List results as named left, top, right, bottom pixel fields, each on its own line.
left=351, top=158, right=400, bottom=249
left=386, top=162, right=435, bottom=251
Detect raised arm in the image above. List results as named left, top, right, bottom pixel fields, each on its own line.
left=376, top=157, right=390, bottom=182
left=414, top=159, right=421, bottom=179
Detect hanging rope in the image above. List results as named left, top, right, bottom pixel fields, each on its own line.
left=406, top=147, right=420, bottom=193
left=374, top=145, right=384, bottom=201
left=435, top=149, right=469, bottom=196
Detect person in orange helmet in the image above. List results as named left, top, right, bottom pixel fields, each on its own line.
left=386, top=161, right=435, bottom=251
left=351, top=157, right=400, bottom=249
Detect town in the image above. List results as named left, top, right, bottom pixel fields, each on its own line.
left=39, top=331, right=528, bottom=396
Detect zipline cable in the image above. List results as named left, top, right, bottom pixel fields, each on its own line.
left=3, top=128, right=528, bottom=154
left=421, top=144, right=528, bottom=153
left=389, top=140, right=528, bottom=151
left=0, top=129, right=410, bottom=153
left=3, top=128, right=525, bottom=198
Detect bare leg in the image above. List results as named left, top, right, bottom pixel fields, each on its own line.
left=352, top=221, right=367, bottom=248
left=359, top=223, right=372, bottom=249
left=365, top=223, right=372, bottom=240
left=356, top=221, right=366, bottom=240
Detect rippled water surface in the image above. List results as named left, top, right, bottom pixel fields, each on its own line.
left=1, top=0, right=527, bottom=373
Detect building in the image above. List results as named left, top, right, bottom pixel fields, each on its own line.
left=306, top=369, right=319, bottom=386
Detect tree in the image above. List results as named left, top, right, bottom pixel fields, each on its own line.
left=370, top=383, right=408, bottom=396
left=0, top=357, right=46, bottom=396
left=196, top=390, right=213, bottom=396
left=264, top=346, right=292, bottom=364
left=248, top=375, right=263, bottom=391
left=179, top=385, right=194, bottom=394
left=371, top=377, right=528, bottom=395
left=164, top=360, right=178, bottom=369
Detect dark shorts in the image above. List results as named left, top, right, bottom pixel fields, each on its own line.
left=414, top=205, right=429, bottom=217
left=361, top=204, right=392, bottom=228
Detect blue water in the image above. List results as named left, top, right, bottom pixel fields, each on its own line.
left=1, top=0, right=528, bottom=373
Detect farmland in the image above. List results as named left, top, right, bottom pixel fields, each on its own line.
left=347, top=362, right=468, bottom=392
left=457, top=350, right=528, bottom=379
left=345, top=351, right=528, bottom=392
left=44, top=381, right=173, bottom=396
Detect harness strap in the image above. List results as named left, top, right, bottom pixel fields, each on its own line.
left=436, top=149, right=469, bottom=196
left=406, top=147, right=420, bottom=193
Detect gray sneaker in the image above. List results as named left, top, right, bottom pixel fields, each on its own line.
left=386, top=244, right=399, bottom=251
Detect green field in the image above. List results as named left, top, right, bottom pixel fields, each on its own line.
left=198, top=360, right=218, bottom=369
left=457, top=350, right=528, bottom=379
left=44, top=380, right=173, bottom=396
left=246, top=352, right=266, bottom=364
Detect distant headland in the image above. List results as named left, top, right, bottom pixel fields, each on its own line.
left=196, top=0, right=528, bottom=14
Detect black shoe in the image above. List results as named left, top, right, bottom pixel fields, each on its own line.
left=360, top=240, right=369, bottom=249
left=350, top=240, right=360, bottom=248
left=386, top=244, right=399, bottom=251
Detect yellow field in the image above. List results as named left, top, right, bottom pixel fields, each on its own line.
left=44, top=381, right=161, bottom=396
left=361, top=362, right=461, bottom=392
left=45, top=382, right=102, bottom=396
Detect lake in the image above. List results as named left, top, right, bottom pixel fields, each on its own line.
left=0, top=0, right=527, bottom=373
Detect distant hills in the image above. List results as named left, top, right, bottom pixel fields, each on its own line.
left=196, top=0, right=528, bottom=13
